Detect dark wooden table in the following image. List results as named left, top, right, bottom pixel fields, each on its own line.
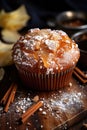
left=0, top=65, right=87, bottom=130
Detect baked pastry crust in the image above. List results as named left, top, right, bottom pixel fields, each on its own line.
left=12, top=28, right=80, bottom=74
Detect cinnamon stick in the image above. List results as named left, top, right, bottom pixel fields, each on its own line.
left=20, top=101, right=43, bottom=123
left=74, top=67, right=87, bottom=79
left=10, top=84, right=17, bottom=103
left=4, top=83, right=17, bottom=112
left=0, top=84, right=13, bottom=105
left=73, top=71, right=87, bottom=83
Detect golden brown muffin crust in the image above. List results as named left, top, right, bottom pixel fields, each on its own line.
left=12, top=28, right=80, bottom=74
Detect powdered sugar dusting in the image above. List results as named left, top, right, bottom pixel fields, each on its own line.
left=15, top=94, right=32, bottom=114
left=41, top=90, right=85, bottom=118
left=11, top=88, right=85, bottom=120
left=44, top=39, right=59, bottom=51
left=13, top=28, right=80, bottom=73
left=34, top=35, right=43, bottom=41
left=58, top=30, right=67, bottom=36
left=0, top=81, right=87, bottom=130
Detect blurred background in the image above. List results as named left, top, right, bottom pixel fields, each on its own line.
left=0, top=0, right=87, bottom=29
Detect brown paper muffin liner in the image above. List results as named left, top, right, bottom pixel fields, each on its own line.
left=16, top=66, right=75, bottom=91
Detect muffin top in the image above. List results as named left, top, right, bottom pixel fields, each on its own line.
left=12, top=28, right=80, bottom=74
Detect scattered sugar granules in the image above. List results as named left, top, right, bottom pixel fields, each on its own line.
left=42, top=91, right=85, bottom=117
left=15, top=94, right=32, bottom=114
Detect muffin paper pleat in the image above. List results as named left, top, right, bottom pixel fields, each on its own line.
left=17, top=66, right=74, bottom=91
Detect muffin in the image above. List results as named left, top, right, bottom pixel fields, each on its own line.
left=12, top=28, right=80, bottom=91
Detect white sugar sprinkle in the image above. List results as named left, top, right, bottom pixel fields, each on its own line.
left=15, top=94, right=32, bottom=113
left=39, top=108, right=43, bottom=111
left=42, top=91, right=84, bottom=115
left=34, top=35, right=43, bottom=41
left=69, top=82, right=72, bottom=87
left=42, top=111, right=47, bottom=115
left=41, top=125, right=43, bottom=128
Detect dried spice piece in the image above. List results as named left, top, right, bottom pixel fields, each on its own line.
left=0, top=83, right=17, bottom=112
left=20, top=101, right=43, bottom=123
left=74, top=67, right=87, bottom=79
left=32, top=95, right=39, bottom=102
left=73, top=67, right=87, bottom=83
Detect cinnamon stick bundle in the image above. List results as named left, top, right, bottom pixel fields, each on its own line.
left=73, top=67, right=87, bottom=83
left=0, top=82, right=17, bottom=112
left=74, top=67, right=87, bottom=79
